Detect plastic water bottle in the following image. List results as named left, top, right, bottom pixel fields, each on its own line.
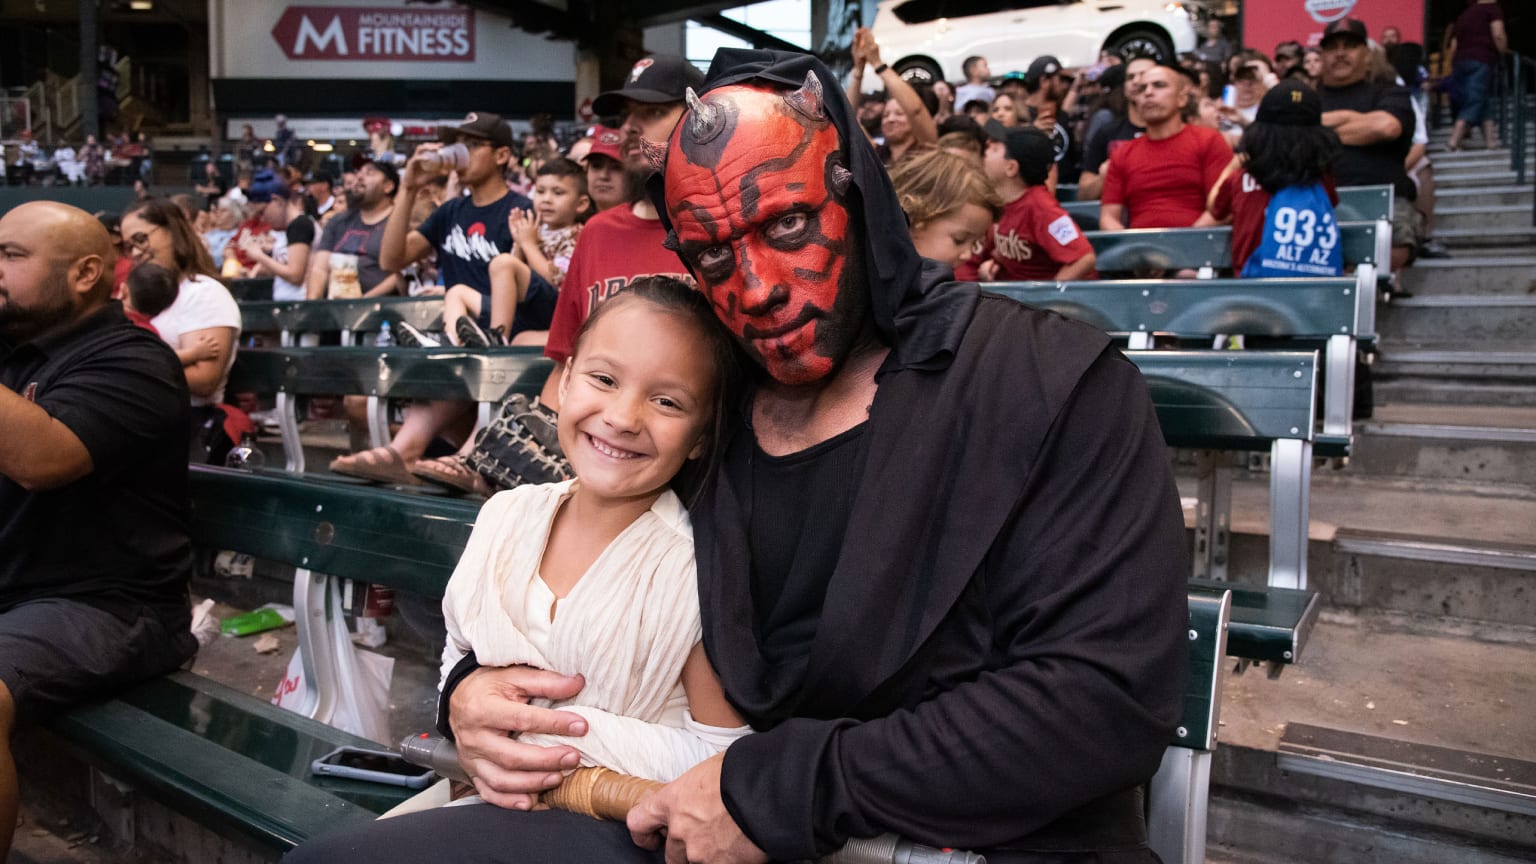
left=376, top=321, right=395, bottom=347
left=224, top=432, right=264, bottom=470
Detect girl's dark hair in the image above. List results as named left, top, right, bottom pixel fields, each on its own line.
left=122, top=197, right=219, bottom=280
left=569, top=276, right=745, bottom=504
left=1238, top=122, right=1342, bottom=194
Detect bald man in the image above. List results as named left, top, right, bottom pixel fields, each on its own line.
left=0, top=202, right=198, bottom=855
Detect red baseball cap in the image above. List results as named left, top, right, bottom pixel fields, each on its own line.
left=582, top=125, right=624, bottom=165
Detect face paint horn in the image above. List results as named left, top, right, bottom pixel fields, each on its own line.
left=639, top=136, right=668, bottom=173
left=783, top=70, right=826, bottom=122
left=684, top=87, right=727, bottom=144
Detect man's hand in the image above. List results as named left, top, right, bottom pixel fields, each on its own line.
left=628, top=753, right=768, bottom=864
left=447, top=665, right=590, bottom=809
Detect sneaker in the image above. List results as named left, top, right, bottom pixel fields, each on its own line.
left=455, top=316, right=493, bottom=348
left=1417, top=239, right=1452, bottom=259
left=487, top=325, right=510, bottom=346
left=395, top=320, right=441, bottom=348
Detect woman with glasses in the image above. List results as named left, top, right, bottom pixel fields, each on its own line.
left=120, top=199, right=243, bottom=461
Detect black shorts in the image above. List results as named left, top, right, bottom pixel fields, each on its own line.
left=0, top=598, right=198, bottom=727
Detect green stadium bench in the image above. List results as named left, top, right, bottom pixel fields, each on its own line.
left=1061, top=184, right=1393, bottom=232
left=226, top=346, right=553, bottom=474
left=240, top=297, right=445, bottom=347
left=985, top=275, right=1374, bottom=455
left=48, top=466, right=1236, bottom=861
left=1084, top=221, right=1389, bottom=287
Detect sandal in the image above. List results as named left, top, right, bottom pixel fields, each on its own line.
left=329, top=446, right=417, bottom=484
left=410, top=454, right=492, bottom=495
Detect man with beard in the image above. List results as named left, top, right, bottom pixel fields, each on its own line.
left=0, top=202, right=197, bottom=858
left=538, top=54, right=704, bottom=409
left=288, top=50, right=1187, bottom=864
left=306, top=156, right=402, bottom=299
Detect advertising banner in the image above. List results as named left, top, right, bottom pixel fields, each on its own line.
left=1243, top=0, right=1425, bottom=50
left=270, top=6, right=475, bottom=61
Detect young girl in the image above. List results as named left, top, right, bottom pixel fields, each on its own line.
left=439, top=276, right=749, bottom=788
left=889, top=148, right=1002, bottom=279
left=1209, top=79, right=1343, bottom=278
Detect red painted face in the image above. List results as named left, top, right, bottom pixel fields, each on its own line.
left=664, top=82, right=858, bottom=386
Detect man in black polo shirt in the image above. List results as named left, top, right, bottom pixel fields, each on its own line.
left=1317, top=17, right=1419, bottom=275
left=0, top=201, right=198, bottom=855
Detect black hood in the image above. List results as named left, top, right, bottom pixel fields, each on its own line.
left=650, top=48, right=976, bottom=373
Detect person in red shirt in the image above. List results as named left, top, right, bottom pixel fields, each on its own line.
left=539, top=55, right=704, bottom=410
left=977, top=123, right=1096, bottom=282
left=1100, top=63, right=1233, bottom=230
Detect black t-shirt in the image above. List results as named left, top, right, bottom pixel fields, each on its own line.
left=1083, top=114, right=1143, bottom=177
left=286, top=213, right=317, bottom=247
left=1320, top=78, right=1415, bottom=198
left=0, top=304, right=194, bottom=623
left=737, top=418, right=868, bottom=694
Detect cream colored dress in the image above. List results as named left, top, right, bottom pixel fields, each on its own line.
left=440, top=480, right=746, bottom=784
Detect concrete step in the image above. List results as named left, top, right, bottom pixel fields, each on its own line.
left=1434, top=225, right=1536, bottom=247
left=1434, top=204, right=1536, bottom=231
left=1401, top=255, right=1536, bottom=295
left=1374, top=344, right=1536, bottom=405
left=1436, top=170, right=1522, bottom=187
left=1376, top=295, right=1536, bottom=341
left=1351, top=416, right=1536, bottom=487
left=1375, top=378, right=1536, bottom=407
left=1434, top=186, right=1533, bottom=207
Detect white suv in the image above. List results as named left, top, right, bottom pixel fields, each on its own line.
left=871, top=0, right=1206, bottom=84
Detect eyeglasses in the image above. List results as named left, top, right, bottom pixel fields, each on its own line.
left=125, top=226, right=162, bottom=251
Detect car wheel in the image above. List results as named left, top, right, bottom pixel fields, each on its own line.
left=895, top=58, right=943, bottom=85
left=1106, top=29, right=1174, bottom=63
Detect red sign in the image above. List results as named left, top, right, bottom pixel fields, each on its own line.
left=1243, top=0, right=1424, bottom=49
left=271, top=6, right=475, bottom=61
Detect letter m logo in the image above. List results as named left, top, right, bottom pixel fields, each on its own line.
left=295, top=13, right=347, bottom=57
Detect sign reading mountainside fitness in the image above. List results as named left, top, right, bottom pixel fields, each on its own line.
left=1243, top=0, right=1424, bottom=48
left=271, top=6, right=475, bottom=61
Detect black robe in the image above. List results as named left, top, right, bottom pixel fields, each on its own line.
left=670, top=51, right=1190, bottom=862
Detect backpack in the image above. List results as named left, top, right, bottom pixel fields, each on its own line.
left=1243, top=182, right=1343, bottom=278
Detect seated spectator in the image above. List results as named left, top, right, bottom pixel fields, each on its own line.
left=1218, top=51, right=1278, bottom=145
left=1100, top=63, right=1233, bottom=230
left=119, top=198, right=242, bottom=460
left=1302, top=48, right=1324, bottom=85
left=1078, top=55, right=1156, bottom=200
left=1275, top=41, right=1305, bottom=79
left=238, top=171, right=317, bottom=302
left=201, top=197, right=245, bottom=260
left=5, top=130, right=39, bottom=186
left=961, top=97, right=991, bottom=124
left=80, top=134, right=105, bottom=186
left=954, top=54, right=996, bottom=110
left=123, top=261, right=181, bottom=335
left=848, top=27, right=938, bottom=165
left=221, top=177, right=274, bottom=278
left=977, top=124, right=1097, bottom=281
left=855, top=90, right=887, bottom=139
left=304, top=170, right=338, bottom=221
left=0, top=203, right=198, bottom=858
left=889, top=149, right=1001, bottom=273
left=578, top=126, right=629, bottom=214
left=990, top=93, right=1022, bottom=128
left=1316, top=17, right=1418, bottom=274
left=307, top=156, right=402, bottom=299
left=1210, top=81, right=1344, bottom=277
left=194, top=160, right=228, bottom=208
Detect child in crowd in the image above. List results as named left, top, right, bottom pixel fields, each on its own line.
left=122, top=262, right=178, bottom=337
left=889, top=149, right=1001, bottom=277
left=976, top=123, right=1097, bottom=282
left=1209, top=80, right=1342, bottom=277
left=438, top=276, right=749, bottom=793
left=123, top=261, right=223, bottom=368
left=446, top=158, right=590, bottom=347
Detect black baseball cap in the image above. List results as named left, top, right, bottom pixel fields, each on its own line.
left=593, top=55, right=706, bottom=117
left=1256, top=80, right=1323, bottom=126
left=1098, top=63, right=1128, bottom=92
left=301, top=169, right=335, bottom=185
left=984, top=120, right=1054, bottom=184
left=1024, top=55, right=1063, bottom=86
left=1154, top=58, right=1200, bottom=86
left=350, top=153, right=401, bottom=188
left=1321, top=18, right=1368, bottom=46
left=439, top=111, right=514, bottom=149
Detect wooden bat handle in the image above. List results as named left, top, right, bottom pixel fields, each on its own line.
left=541, top=767, right=664, bottom=821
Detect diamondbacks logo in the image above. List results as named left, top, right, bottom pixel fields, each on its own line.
left=462, top=112, right=479, bottom=124
left=1305, top=0, right=1357, bottom=24
left=598, top=129, right=621, bottom=146
left=629, top=58, right=654, bottom=84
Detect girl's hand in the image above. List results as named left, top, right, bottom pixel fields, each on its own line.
left=509, top=208, right=539, bottom=249
left=187, top=332, right=223, bottom=363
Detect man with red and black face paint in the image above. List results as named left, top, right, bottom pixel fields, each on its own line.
left=299, top=51, right=1190, bottom=864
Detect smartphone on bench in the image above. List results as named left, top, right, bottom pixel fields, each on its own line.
left=311, top=746, right=437, bottom=789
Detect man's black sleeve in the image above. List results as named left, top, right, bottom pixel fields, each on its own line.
left=40, top=336, right=186, bottom=477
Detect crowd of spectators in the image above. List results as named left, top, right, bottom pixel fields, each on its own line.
left=3, top=129, right=152, bottom=187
